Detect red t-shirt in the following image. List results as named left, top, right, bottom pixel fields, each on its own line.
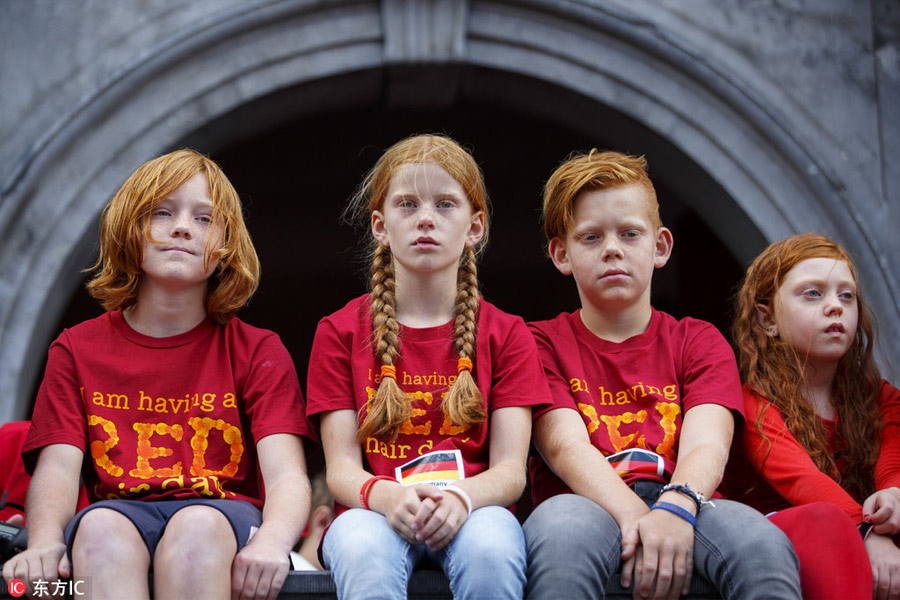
left=724, top=380, right=900, bottom=524
left=24, top=310, right=314, bottom=509
left=305, top=295, right=551, bottom=514
left=527, top=309, right=744, bottom=506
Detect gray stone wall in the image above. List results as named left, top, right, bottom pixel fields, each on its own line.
left=1, top=0, right=897, bottom=421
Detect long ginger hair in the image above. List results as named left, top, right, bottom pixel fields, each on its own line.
left=345, top=134, right=490, bottom=441
left=87, top=149, right=260, bottom=323
left=733, top=233, right=881, bottom=500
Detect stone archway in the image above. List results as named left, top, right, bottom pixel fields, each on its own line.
left=1, top=0, right=896, bottom=421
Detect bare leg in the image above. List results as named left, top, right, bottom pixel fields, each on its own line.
left=71, top=508, right=151, bottom=600
left=153, top=505, right=238, bottom=600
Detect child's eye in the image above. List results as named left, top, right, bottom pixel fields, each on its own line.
left=839, top=291, right=856, bottom=301
left=152, top=208, right=172, bottom=217
left=437, top=200, right=455, bottom=209
left=622, top=231, right=640, bottom=239
left=196, top=215, right=213, bottom=224
left=398, top=200, right=416, bottom=209
left=803, top=289, right=822, bottom=298
left=582, top=233, right=599, bottom=242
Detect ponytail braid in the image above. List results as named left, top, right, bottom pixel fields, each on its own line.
left=443, top=247, right=487, bottom=427
left=358, top=245, right=410, bottom=441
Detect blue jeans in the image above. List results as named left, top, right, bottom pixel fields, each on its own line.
left=323, top=506, right=526, bottom=600
left=523, top=484, right=801, bottom=600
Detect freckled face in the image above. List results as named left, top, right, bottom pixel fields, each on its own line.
left=772, top=257, right=858, bottom=370
left=372, top=162, right=484, bottom=279
left=140, top=172, right=222, bottom=290
left=549, top=184, right=671, bottom=311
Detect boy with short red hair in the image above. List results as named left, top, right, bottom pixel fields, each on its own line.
left=523, top=149, right=801, bottom=599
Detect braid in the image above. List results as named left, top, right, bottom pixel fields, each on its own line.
left=443, top=247, right=487, bottom=427
left=358, top=245, right=410, bottom=441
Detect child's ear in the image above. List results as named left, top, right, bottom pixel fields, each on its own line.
left=548, top=237, right=573, bottom=276
left=371, top=210, right=389, bottom=247
left=756, top=303, right=778, bottom=337
left=653, top=227, right=674, bottom=269
left=465, top=210, right=485, bottom=248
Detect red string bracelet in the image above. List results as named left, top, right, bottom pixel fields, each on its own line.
left=360, top=475, right=396, bottom=510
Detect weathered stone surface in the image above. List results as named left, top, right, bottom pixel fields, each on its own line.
left=0, top=0, right=896, bottom=421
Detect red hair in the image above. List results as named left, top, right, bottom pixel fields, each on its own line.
left=733, top=233, right=881, bottom=500
left=87, top=149, right=259, bottom=323
left=542, top=149, right=660, bottom=245
left=345, top=134, right=489, bottom=441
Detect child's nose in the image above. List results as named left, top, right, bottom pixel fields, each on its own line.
left=417, top=205, right=436, bottom=228
left=824, top=294, right=843, bottom=315
left=602, top=239, right=623, bottom=259
left=172, top=215, right=193, bottom=238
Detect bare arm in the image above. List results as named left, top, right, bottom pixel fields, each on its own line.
left=663, top=403, right=732, bottom=501
left=2, top=444, right=83, bottom=592
left=451, top=405, right=532, bottom=508
left=629, top=403, right=733, bottom=600
left=231, top=433, right=310, bottom=600
left=534, top=408, right=649, bottom=524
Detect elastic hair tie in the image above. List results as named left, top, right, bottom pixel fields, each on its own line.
left=380, top=365, right=397, bottom=380
left=444, top=485, right=473, bottom=515
left=360, top=475, right=396, bottom=510
left=457, top=357, right=473, bottom=373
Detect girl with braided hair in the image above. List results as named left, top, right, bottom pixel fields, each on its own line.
left=727, top=233, right=900, bottom=598
left=305, top=134, right=549, bottom=599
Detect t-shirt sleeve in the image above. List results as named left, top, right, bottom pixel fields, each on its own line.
left=242, top=332, right=316, bottom=444
left=875, top=380, right=900, bottom=491
left=742, top=390, right=864, bottom=522
left=305, top=316, right=356, bottom=418
left=486, top=318, right=553, bottom=412
left=680, top=322, right=744, bottom=418
left=527, top=321, right=577, bottom=420
left=22, top=336, right=89, bottom=473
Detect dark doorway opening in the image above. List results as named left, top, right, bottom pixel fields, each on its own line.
left=49, top=67, right=746, bottom=408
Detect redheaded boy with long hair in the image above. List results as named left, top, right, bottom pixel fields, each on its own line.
left=2, top=149, right=313, bottom=600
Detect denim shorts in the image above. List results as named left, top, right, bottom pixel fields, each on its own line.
left=64, top=498, right=262, bottom=564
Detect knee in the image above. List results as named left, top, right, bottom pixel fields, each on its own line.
left=72, top=509, right=148, bottom=570
left=770, top=502, right=862, bottom=550
left=459, top=507, right=524, bottom=565
left=700, top=501, right=797, bottom=565
left=524, top=495, right=617, bottom=558
left=325, top=509, right=398, bottom=565
left=155, top=506, right=236, bottom=570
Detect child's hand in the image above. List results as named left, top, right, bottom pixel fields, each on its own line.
left=4, top=513, right=24, bottom=526
left=865, top=532, right=900, bottom=600
left=864, top=487, right=900, bottom=536
left=410, top=486, right=468, bottom=551
left=383, top=484, right=436, bottom=544
left=231, top=537, right=290, bottom=600
left=1, top=541, right=69, bottom=599
left=620, top=508, right=694, bottom=600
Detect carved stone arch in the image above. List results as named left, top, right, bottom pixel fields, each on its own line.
left=0, top=0, right=896, bottom=421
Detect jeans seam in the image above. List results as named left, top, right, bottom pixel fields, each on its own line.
left=693, top=526, right=735, bottom=599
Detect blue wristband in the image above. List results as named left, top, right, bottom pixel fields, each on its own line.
left=651, top=501, right=697, bottom=527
